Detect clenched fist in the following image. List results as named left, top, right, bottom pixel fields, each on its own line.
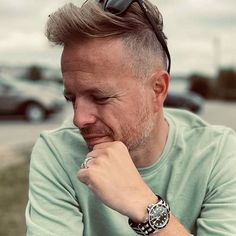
left=77, top=141, right=157, bottom=222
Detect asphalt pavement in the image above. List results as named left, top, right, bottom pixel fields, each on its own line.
left=201, top=100, right=236, bottom=130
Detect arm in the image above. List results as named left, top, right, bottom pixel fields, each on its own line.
left=194, top=130, right=236, bottom=236
left=26, top=134, right=83, bottom=236
left=78, top=136, right=236, bottom=236
left=151, top=214, right=192, bottom=236
left=78, top=141, right=192, bottom=235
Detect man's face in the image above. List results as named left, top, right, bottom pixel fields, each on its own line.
left=62, top=38, right=156, bottom=152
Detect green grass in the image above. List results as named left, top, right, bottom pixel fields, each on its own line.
left=0, top=149, right=31, bottom=236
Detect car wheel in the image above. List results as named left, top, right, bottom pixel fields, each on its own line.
left=24, top=103, right=46, bottom=122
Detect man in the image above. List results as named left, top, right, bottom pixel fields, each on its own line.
left=26, top=0, right=236, bottom=235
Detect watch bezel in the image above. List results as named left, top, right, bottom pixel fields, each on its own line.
left=148, top=203, right=170, bottom=230
left=128, top=195, right=170, bottom=235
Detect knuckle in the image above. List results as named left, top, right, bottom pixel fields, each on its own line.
left=114, top=141, right=124, bottom=148
left=114, top=140, right=122, bottom=146
left=114, top=141, right=127, bottom=152
left=105, top=147, right=113, bottom=155
left=87, top=171, right=97, bottom=185
left=78, top=169, right=94, bottom=185
left=77, top=170, right=86, bottom=182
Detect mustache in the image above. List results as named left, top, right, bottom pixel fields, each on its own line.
left=80, top=126, right=112, bottom=136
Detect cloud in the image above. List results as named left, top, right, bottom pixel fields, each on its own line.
left=155, top=0, right=236, bottom=75
left=0, top=0, right=235, bottom=76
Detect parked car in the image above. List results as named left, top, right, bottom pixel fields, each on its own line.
left=164, top=91, right=203, bottom=113
left=0, top=76, right=65, bottom=122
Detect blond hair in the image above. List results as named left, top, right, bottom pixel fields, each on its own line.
left=46, top=0, right=168, bottom=79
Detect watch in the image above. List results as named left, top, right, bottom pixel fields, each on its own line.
left=128, top=195, right=170, bottom=235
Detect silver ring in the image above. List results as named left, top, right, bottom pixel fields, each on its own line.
left=81, top=157, right=93, bottom=169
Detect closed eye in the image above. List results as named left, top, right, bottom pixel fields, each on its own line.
left=92, top=96, right=111, bottom=104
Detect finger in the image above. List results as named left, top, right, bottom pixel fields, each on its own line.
left=86, top=148, right=107, bottom=159
left=81, top=156, right=94, bottom=168
left=77, top=168, right=95, bottom=184
left=77, top=168, right=89, bottom=184
left=93, top=140, right=128, bottom=150
left=77, top=168, right=95, bottom=191
left=93, top=142, right=114, bottom=150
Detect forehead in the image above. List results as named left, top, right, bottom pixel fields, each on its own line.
left=61, top=38, right=129, bottom=74
left=61, top=38, right=137, bottom=93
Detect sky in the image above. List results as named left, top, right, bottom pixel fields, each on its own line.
left=0, top=0, right=236, bottom=76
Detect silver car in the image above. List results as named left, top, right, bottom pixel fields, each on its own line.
left=0, top=76, right=65, bottom=122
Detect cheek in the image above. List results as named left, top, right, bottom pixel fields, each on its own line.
left=98, top=107, right=132, bottom=135
left=111, top=104, right=145, bottom=132
left=97, top=94, right=149, bottom=134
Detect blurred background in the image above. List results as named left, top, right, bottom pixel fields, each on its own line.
left=0, top=0, right=235, bottom=235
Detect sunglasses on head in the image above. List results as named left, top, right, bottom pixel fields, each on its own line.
left=100, top=0, right=171, bottom=73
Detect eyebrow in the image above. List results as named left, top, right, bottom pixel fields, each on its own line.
left=63, top=87, right=114, bottom=98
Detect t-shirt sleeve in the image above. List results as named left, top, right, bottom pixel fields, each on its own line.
left=25, top=133, right=83, bottom=236
left=196, top=129, right=236, bottom=236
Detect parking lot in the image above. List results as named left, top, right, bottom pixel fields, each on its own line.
left=201, top=100, right=236, bottom=130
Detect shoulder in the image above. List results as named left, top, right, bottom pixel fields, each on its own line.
left=39, top=119, right=83, bottom=145
left=164, top=108, right=236, bottom=197
left=165, top=108, right=210, bottom=129
left=165, top=108, right=235, bottom=141
left=31, top=119, right=88, bottom=174
left=164, top=108, right=236, bottom=169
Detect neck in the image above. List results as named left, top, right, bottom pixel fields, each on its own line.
left=130, top=114, right=169, bottom=169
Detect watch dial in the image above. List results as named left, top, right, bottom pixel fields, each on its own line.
left=149, top=205, right=169, bottom=229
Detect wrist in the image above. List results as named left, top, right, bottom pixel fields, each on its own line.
left=128, top=192, right=158, bottom=223
left=129, top=194, right=171, bottom=236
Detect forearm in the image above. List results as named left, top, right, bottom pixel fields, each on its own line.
left=127, top=192, right=192, bottom=236
left=151, top=214, right=192, bottom=236
left=78, top=142, right=193, bottom=235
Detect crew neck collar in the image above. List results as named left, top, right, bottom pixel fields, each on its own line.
left=138, top=111, right=177, bottom=176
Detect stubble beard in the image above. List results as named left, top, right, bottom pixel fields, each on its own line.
left=122, top=102, right=155, bottom=154
left=80, top=98, right=155, bottom=152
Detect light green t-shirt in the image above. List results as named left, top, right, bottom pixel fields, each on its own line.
left=26, top=109, right=236, bottom=236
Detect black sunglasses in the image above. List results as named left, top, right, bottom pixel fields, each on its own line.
left=100, top=0, right=171, bottom=73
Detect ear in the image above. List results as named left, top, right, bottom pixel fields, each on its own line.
left=151, top=71, right=170, bottom=111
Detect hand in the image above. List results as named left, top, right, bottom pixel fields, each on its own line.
left=77, top=141, right=157, bottom=222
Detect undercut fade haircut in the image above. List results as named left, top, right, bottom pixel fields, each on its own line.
left=46, top=0, right=169, bottom=80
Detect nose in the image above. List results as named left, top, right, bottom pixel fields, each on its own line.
left=73, top=98, right=97, bottom=129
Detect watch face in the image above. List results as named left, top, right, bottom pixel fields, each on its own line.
left=149, top=204, right=169, bottom=229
